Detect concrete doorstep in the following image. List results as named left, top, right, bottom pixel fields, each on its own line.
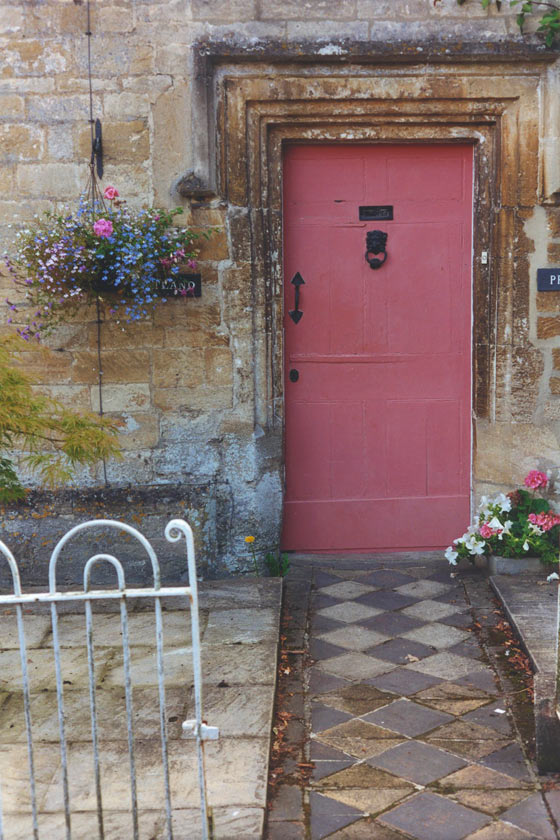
left=0, top=577, right=282, bottom=840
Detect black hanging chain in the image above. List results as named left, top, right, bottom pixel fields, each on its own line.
left=84, top=0, right=109, bottom=487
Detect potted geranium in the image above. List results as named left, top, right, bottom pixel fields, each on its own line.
left=3, top=186, right=203, bottom=341
left=445, top=470, right=560, bottom=574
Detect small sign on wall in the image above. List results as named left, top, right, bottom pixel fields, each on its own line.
left=537, top=268, right=560, bottom=292
left=155, top=273, right=202, bottom=298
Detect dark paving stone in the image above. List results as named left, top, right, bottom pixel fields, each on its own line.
left=268, top=784, right=303, bottom=821
left=354, top=590, right=420, bottom=611
left=544, top=790, right=560, bottom=828
left=480, top=742, right=532, bottom=782
left=454, top=670, right=499, bottom=695
left=312, top=760, right=355, bottom=781
left=427, top=567, right=462, bottom=584
left=369, top=739, right=466, bottom=785
left=312, top=702, right=354, bottom=733
left=310, top=638, right=348, bottom=660
left=368, top=668, right=444, bottom=696
left=311, top=741, right=355, bottom=761
left=314, top=571, right=343, bottom=588
left=363, top=699, right=453, bottom=737
left=432, top=588, right=468, bottom=606
left=360, top=570, right=417, bottom=589
left=367, top=637, right=437, bottom=665
left=438, top=612, right=474, bottom=629
left=309, top=668, right=350, bottom=697
left=309, top=790, right=362, bottom=840
left=311, top=613, right=346, bottom=635
left=359, top=611, right=424, bottom=636
left=380, top=791, right=490, bottom=840
left=312, top=593, right=340, bottom=610
left=445, top=638, right=485, bottom=660
left=320, top=683, right=394, bottom=716
left=461, top=700, right=513, bottom=736
left=500, top=792, right=557, bottom=840
left=267, top=820, right=306, bottom=839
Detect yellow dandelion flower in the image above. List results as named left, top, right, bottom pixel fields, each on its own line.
left=245, top=535, right=255, bottom=543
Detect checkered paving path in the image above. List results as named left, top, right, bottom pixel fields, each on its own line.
left=266, top=556, right=560, bottom=840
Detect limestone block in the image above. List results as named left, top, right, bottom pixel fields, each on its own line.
left=192, top=0, right=257, bottom=21
left=72, top=350, right=150, bottom=385
left=153, top=349, right=204, bottom=388
left=27, top=95, right=93, bottom=123
left=549, top=377, right=560, bottom=395
left=0, top=6, right=24, bottom=34
left=99, top=162, right=151, bottom=197
left=0, top=125, right=43, bottom=162
left=152, top=83, right=192, bottom=205
left=47, top=125, right=73, bottom=161
left=0, top=95, right=24, bottom=118
left=76, top=120, right=149, bottom=163
left=165, top=327, right=229, bottom=349
left=87, top=322, right=164, bottom=351
left=536, top=292, right=560, bottom=313
left=191, top=228, right=228, bottom=261
left=287, top=20, right=369, bottom=39
left=537, top=317, right=560, bottom=339
left=548, top=243, right=560, bottom=263
left=97, top=6, right=135, bottom=33
left=430, top=0, right=488, bottom=16
left=547, top=210, right=560, bottom=239
left=30, top=384, right=90, bottom=411
left=474, top=421, right=560, bottom=485
left=205, top=347, right=233, bottom=386
left=16, top=162, right=82, bottom=199
left=118, top=413, right=159, bottom=450
left=15, top=349, right=72, bottom=385
left=356, top=0, right=430, bottom=17
left=90, top=384, right=151, bottom=413
left=153, top=386, right=233, bottom=412
left=261, top=0, right=356, bottom=19
left=73, top=41, right=154, bottom=78
left=103, top=92, right=151, bottom=120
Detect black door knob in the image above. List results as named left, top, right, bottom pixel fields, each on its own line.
left=289, top=369, right=299, bottom=382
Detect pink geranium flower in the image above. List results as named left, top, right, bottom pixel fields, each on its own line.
left=93, top=218, right=113, bottom=238
left=479, top=523, right=501, bottom=539
left=524, top=470, right=548, bottom=490
left=103, top=186, right=119, bottom=201
left=528, top=511, right=560, bottom=532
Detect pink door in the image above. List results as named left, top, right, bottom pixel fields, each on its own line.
left=282, top=144, right=473, bottom=551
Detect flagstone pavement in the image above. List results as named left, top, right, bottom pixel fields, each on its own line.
left=266, top=555, right=560, bottom=840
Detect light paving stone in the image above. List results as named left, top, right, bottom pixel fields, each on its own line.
left=0, top=647, right=114, bottom=693
left=319, top=652, right=395, bottom=681
left=317, top=719, right=405, bottom=759
left=395, top=580, right=453, bottom=599
left=319, top=626, right=389, bottom=651
left=401, top=599, right=463, bottom=622
left=401, top=622, right=470, bottom=650
left=451, top=788, right=530, bottom=816
left=323, top=786, right=412, bottom=816
left=202, top=607, right=278, bottom=644
left=465, top=823, right=535, bottom=839
left=319, top=581, right=376, bottom=601
left=320, top=684, right=394, bottom=716
left=0, top=743, right=60, bottom=813
left=47, top=610, right=196, bottom=647
left=0, top=614, right=51, bottom=649
left=405, top=651, right=488, bottom=680
left=317, top=603, right=383, bottom=624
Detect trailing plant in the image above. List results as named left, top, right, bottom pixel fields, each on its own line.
left=3, top=186, right=205, bottom=342
left=450, top=0, right=560, bottom=46
left=445, top=469, right=560, bottom=567
left=0, top=336, right=122, bottom=502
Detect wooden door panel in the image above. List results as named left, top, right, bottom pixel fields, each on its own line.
left=282, top=144, right=473, bottom=551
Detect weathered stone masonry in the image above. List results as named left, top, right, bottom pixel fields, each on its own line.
left=1, top=1, right=559, bottom=579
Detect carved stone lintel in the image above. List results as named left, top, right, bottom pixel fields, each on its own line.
left=175, top=170, right=216, bottom=199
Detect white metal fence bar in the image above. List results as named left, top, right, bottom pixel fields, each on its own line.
left=0, top=518, right=218, bottom=840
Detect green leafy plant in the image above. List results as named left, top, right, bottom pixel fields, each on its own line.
left=445, top=469, right=560, bottom=567
left=0, top=336, right=122, bottom=502
left=264, top=551, right=291, bottom=578
left=451, top=0, right=560, bottom=46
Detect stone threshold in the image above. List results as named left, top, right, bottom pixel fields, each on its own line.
left=490, top=572, right=560, bottom=773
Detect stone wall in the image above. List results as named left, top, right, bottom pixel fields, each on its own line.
left=1, top=0, right=560, bottom=579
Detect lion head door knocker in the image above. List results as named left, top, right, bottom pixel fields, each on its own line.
left=365, top=230, right=388, bottom=270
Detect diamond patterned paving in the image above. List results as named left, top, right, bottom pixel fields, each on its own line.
left=289, top=558, right=555, bottom=840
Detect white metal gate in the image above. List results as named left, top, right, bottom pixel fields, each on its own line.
left=0, top=518, right=219, bottom=840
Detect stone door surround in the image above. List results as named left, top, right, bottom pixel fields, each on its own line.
left=179, top=42, right=559, bottom=434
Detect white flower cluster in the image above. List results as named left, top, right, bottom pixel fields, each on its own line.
left=444, top=493, right=513, bottom=565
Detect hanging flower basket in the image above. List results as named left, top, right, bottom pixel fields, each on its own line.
left=3, top=186, right=205, bottom=341
left=445, top=469, right=560, bottom=574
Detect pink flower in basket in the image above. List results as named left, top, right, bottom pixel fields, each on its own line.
left=524, top=469, right=548, bottom=490
left=103, top=186, right=119, bottom=201
left=93, top=218, right=113, bottom=238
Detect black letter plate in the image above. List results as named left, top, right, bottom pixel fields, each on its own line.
left=537, top=268, right=560, bottom=292
left=155, top=273, right=201, bottom=298
left=359, top=206, right=393, bottom=221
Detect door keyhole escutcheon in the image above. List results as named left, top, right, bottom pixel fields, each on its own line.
left=289, top=369, right=299, bottom=383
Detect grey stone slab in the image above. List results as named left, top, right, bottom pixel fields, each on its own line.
left=367, top=637, right=437, bottom=665
left=311, top=614, right=345, bottom=635
left=310, top=638, right=348, bottom=660
left=445, top=638, right=485, bottom=660
left=358, top=611, right=424, bottom=636
left=360, top=570, right=417, bottom=589
left=401, top=623, right=470, bottom=650
left=203, top=607, right=279, bottom=645
left=309, top=791, right=362, bottom=840
left=319, top=581, right=376, bottom=601
left=319, top=625, right=389, bottom=651
left=500, top=793, right=557, bottom=840
left=405, top=651, right=487, bottom=680
left=396, top=580, right=453, bottom=599
left=354, top=590, right=420, bottom=611
left=454, top=671, right=499, bottom=695
left=317, top=603, right=383, bottom=624
left=310, top=741, right=355, bottom=761
left=308, top=668, right=350, bottom=697
left=198, top=578, right=281, bottom=611
left=312, top=593, right=341, bottom=610
left=369, top=739, right=467, bottom=785
left=312, top=760, right=355, bottom=781
left=401, top=599, right=464, bottom=622
left=319, top=652, right=395, bottom=681
left=268, top=784, right=303, bottom=821
left=312, top=702, right=354, bottom=733
left=314, top=571, right=342, bottom=588
left=367, top=668, right=444, bottom=696
left=0, top=615, right=51, bottom=649
left=461, top=701, right=513, bottom=736
left=380, top=791, right=490, bottom=840
left=480, top=743, right=532, bottom=782
left=438, top=612, right=475, bottom=629
left=363, top=699, right=453, bottom=737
